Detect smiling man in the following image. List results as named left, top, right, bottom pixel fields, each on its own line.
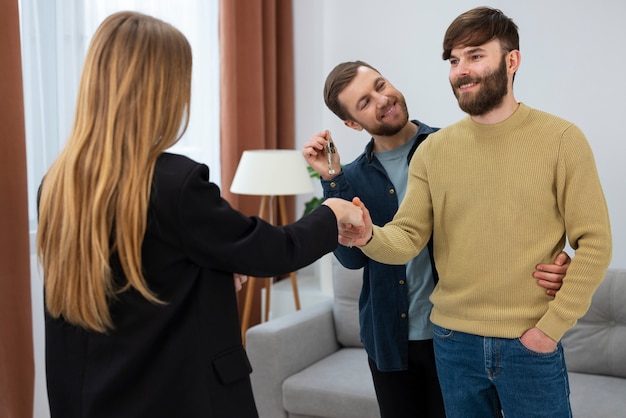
left=348, top=7, right=613, bottom=418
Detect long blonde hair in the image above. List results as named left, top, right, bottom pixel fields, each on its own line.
left=37, top=11, right=192, bottom=332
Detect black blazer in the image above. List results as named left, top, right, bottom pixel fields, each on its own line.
left=45, top=153, right=339, bottom=418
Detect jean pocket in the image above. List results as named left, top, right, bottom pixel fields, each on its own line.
left=433, top=325, right=454, bottom=339
left=515, top=338, right=559, bottom=357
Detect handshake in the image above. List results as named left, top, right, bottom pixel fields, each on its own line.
left=322, top=197, right=373, bottom=248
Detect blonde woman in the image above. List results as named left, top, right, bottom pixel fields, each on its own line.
left=37, top=11, right=362, bottom=418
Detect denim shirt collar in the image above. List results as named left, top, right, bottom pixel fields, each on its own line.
left=364, top=119, right=439, bottom=165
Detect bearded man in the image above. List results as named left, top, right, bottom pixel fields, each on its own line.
left=347, top=7, right=612, bottom=418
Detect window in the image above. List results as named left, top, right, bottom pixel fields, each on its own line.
left=19, top=0, right=220, bottom=236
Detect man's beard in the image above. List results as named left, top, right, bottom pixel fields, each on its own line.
left=451, top=55, right=508, bottom=116
left=362, top=98, right=410, bottom=136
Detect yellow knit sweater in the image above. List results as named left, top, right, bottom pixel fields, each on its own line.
left=361, top=103, right=612, bottom=341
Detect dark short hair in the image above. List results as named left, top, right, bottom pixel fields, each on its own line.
left=442, top=7, right=519, bottom=60
left=323, top=60, right=380, bottom=121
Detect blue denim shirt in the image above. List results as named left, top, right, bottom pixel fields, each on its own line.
left=321, top=120, right=439, bottom=371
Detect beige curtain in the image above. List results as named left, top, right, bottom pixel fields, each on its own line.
left=219, top=0, right=295, bottom=326
left=0, top=0, right=35, bottom=417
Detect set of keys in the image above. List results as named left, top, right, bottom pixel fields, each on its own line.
left=326, top=132, right=336, bottom=175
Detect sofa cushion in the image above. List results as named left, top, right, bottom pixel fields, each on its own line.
left=282, top=348, right=379, bottom=418
left=332, top=260, right=363, bottom=348
left=561, top=269, right=626, bottom=378
left=568, top=372, right=626, bottom=417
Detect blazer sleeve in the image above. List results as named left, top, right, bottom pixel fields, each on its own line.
left=168, top=160, right=339, bottom=277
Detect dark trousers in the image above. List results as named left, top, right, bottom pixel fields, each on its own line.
left=368, top=339, right=446, bottom=418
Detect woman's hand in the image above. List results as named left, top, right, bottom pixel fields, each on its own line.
left=337, top=197, right=372, bottom=247
left=323, top=197, right=364, bottom=228
left=233, top=273, right=248, bottom=292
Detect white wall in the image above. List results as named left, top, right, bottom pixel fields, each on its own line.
left=294, top=0, right=625, bottom=268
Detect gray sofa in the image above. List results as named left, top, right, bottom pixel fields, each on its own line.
left=561, top=269, right=626, bottom=417
left=246, top=263, right=626, bottom=418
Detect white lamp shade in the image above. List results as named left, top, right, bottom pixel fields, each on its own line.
left=230, top=150, right=314, bottom=196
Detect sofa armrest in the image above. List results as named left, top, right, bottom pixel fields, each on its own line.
left=246, top=300, right=340, bottom=418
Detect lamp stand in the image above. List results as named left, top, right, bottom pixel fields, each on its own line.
left=241, top=195, right=301, bottom=345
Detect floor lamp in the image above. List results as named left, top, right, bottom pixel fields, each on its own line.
left=230, top=150, right=314, bottom=344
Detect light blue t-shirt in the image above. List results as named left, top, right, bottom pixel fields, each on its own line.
left=375, top=140, right=435, bottom=340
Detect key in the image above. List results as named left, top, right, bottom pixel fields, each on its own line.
left=326, top=132, right=336, bottom=175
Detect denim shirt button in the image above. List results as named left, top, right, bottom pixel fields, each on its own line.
left=400, top=313, right=407, bottom=319
left=399, top=279, right=405, bottom=285
left=389, top=188, right=395, bottom=195
left=330, top=182, right=337, bottom=188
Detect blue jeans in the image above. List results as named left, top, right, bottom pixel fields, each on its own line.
left=432, top=325, right=572, bottom=418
